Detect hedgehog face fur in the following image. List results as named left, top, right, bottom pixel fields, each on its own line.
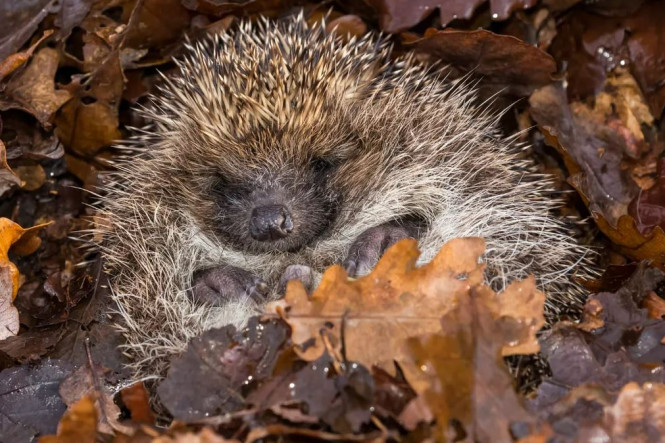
left=203, top=154, right=341, bottom=253
left=99, top=14, right=592, bottom=378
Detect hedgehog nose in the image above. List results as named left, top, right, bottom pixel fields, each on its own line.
left=250, top=205, right=293, bottom=241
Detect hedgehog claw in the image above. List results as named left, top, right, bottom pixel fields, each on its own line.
left=278, top=264, right=314, bottom=294
left=344, top=223, right=413, bottom=278
left=191, top=265, right=268, bottom=305
left=248, top=277, right=270, bottom=303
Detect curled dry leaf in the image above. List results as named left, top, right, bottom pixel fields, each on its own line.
left=0, top=217, right=49, bottom=339
left=0, top=47, right=71, bottom=127
left=0, top=139, right=21, bottom=197
left=535, top=264, right=665, bottom=412
left=119, top=382, right=155, bottom=425
left=530, top=78, right=665, bottom=269
left=643, top=291, right=665, bottom=320
left=629, top=158, right=665, bottom=234
left=39, top=395, right=98, bottom=443
left=0, top=29, right=53, bottom=81
left=549, top=2, right=665, bottom=118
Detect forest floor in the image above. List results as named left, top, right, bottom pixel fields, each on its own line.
left=1, top=1, right=665, bottom=442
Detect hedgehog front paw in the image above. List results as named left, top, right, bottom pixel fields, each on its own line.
left=344, top=223, right=413, bottom=278
left=278, top=264, right=314, bottom=294
left=191, top=265, right=269, bottom=305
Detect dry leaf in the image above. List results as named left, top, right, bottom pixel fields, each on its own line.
left=498, top=277, right=546, bottom=356
left=410, top=28, right=556, bottom=96
left=326, top=15, right=367, bottom=40
left=14, top=164, right=46, bottom=191
left=0, top=218, right=50, bottom=339
left=55, top=52, right=124, bottom=156
left=120, top=382, right=155, bottom=425
left=39, top=395, right=98, bottom=443
left=643, top=292, right=665, bottom=320
left=595, top=214, right=665, bottom=271
left=268, top=238, right=486, bottom=371
left=406, top=283, right=543, bottom=441
left=59, top=364, right=127, bottom=435
left=365, top=0, right=537, bottom=32
left=0, top=29, right=53, bottom=81
left=604, top=382, right=665, bottom=441
left=1, top=47, right=71, bottom=127
left=268, top=237, right=545, bottom=438
left=153, top=428, right=239, bottom=442
left=0, top=139, right=21, bottom=197
left=530, top=83, right=637, bottom=226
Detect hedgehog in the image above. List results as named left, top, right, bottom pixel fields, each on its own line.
left=98, top=14, right=590, bottom=378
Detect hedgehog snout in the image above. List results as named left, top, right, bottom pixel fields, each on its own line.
left=249, top=204, right=293, bottom=241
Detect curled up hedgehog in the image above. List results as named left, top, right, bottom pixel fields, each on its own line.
left=98, top=14, right=591, bottom=378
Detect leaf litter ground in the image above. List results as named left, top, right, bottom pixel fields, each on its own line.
left=1, top=1, right=665, bottom=442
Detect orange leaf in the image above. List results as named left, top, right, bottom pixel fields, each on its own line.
left=39, top=396, right=98, bottom=443
left=0, top=30, right=53, bottom=81
left=0, top=217, right=50, bottom=340
left=0, top=140, right=21, bottom=196
left=595, top=213, right=665, bottom=270
left=268, top=237, right=486, bottom=373
left=120, top=382, right=155, bottom=425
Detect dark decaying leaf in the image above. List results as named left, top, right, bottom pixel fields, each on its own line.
left=0, top=111, right=64, bottom=161
left=122, top=0, right=191, bottom=50
left=180, top=0, right=293, bottom=18
left=409, top=28, right=556, bottom=96
left=629, top=158, right=665, bottom=234
left=157, top=318, right=288, bottom=421
left=247, top=353, right=375, bottom=433
left=372, top=365, right=418, bottom=423
left=53, top=0, right=93, bottom=38
left=530, top=83, right=638, bottom=226
left=549, top=2, right=665, bottom=118
left=0, top=0, right=58, bottom=61
left=364, top=0, right=538, bottom=33
left=535, top=265, right=665, bottom=409
left=0, top=359, right=72, bottom=439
